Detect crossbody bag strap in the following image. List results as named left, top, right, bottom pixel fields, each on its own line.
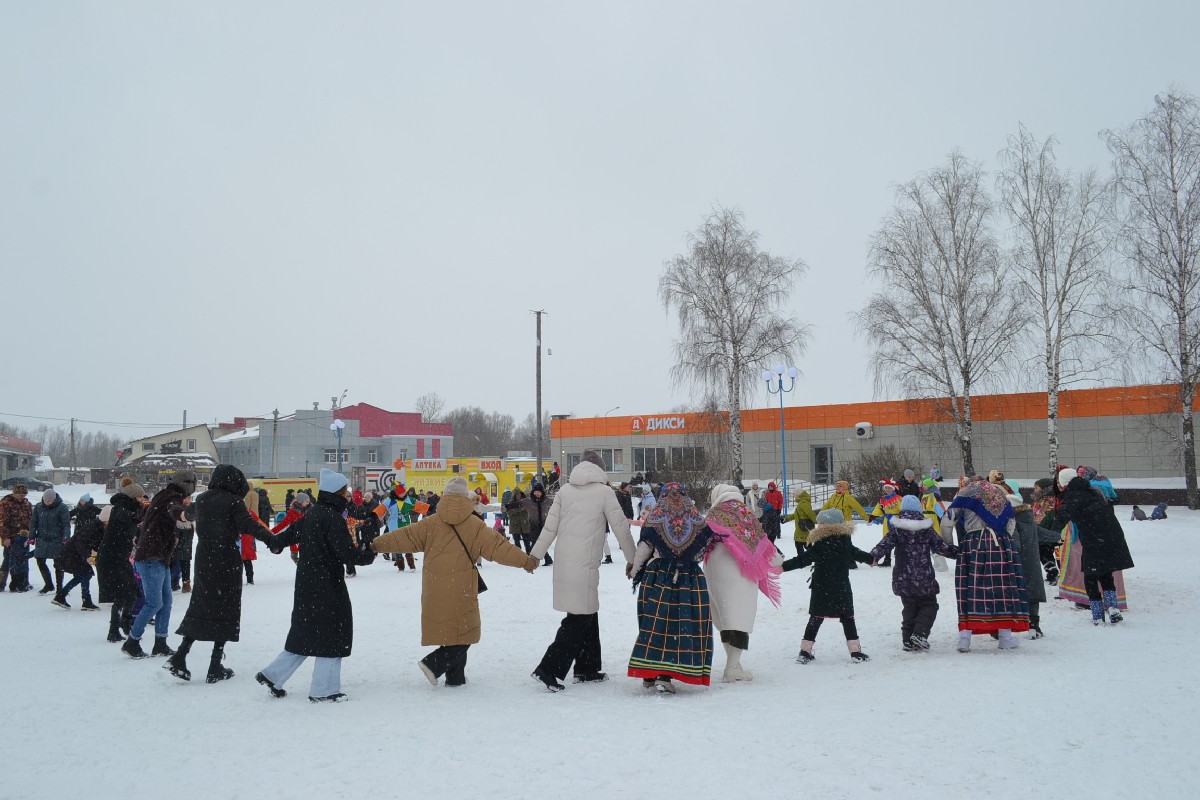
left=449, top=524, right=480, bottom=572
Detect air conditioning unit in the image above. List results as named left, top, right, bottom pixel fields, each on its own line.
left=854, top=422, right=874, bottom=440
left=451, top=464, right=461, bottom=473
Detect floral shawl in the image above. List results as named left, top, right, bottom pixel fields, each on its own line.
left=640, top=483, right=708, bottom=559
left=948, top=476, right=1014, bottom=531
left=704, top=500, right=782, bottom=607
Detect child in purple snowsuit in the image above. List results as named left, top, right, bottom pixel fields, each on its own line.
left=869, top=495, right=958, bottom=651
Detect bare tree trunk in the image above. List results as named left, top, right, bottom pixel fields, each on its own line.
left=729, top=374, right=743, bottom=482
left=1047, top=385, right=1060, bottom=475
left=958, top=393, right=975, bottom=476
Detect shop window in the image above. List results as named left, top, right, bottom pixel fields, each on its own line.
left=669, top=447, right=704, bottom=470
left=586, top=448, right=624, bottom=472
left=633, top=447, right=667, bottom=473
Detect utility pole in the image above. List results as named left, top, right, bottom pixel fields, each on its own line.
left=69, top=418, right=77, bottom=477
left=532, top=310, right=546, bottom=484
left=271, top=409, right=280, bottom=478
left=183, top=410, right=187, bottom=430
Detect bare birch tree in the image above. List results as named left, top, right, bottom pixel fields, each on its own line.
left=857, top=151, right=1023, bottom=476
left=1105, top=90, right=1200, bottom=508
left=414, top=392, right=445, bottom=424
left=997, top=125, right=1112, bottom=474
left=659, top=206, right=810, bottom=482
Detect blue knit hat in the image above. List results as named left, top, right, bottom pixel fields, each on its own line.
left=318, top=468, right=349, bottom=494
left=79, top=493, right=92, bottom=504
left=900, top=494, right=923, bottom=514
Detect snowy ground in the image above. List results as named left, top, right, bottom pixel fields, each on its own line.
left=4, top=486, right=1199, bottom=799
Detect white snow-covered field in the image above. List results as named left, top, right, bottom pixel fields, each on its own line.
left=4, top=485, right=1199, bottom=799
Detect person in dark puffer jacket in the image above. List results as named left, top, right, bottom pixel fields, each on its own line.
left=121, top=472, right=195, bottom=659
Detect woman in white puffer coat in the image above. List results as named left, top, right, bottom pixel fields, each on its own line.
left=529, top=451, right=636, bottom=691
left=703, top=484, right=783, bottom=682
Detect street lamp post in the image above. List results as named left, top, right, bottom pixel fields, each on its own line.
left=330, top=418, right=346, bottom=475
left=763, top=364, right=799, bottom=516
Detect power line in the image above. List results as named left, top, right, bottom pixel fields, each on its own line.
left=0, top=410, right=183, bottom=428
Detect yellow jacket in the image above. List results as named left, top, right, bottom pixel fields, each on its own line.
left=820, top=492, right=868, bottom=522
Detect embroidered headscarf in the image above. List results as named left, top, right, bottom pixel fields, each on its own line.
left=641, top=482, right=707, bottom=557
left=703, top=484, right=781, bottom=606
left=948, top=475, right=1014, bottom=530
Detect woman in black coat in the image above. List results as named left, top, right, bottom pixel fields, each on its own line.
left=1057, top=473, right=1135, bottom=625
left=167, top=464, right=273, bottom=683
left=97, top=480, right=145, bottom=642
left=255, top=474, right=375, bottom=702
left=57, top=497, right=104, bottom=610
left=523, top=483, right=554, bottom=566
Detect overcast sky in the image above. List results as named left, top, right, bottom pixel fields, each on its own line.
left=3, top=1, right=1198, bottom=443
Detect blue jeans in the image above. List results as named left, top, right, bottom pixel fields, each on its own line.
left=259, top=650, right=343, bottom=697
left=131, top=560, right=172, bottom=640
left=61, top=573, right=92, bottom=601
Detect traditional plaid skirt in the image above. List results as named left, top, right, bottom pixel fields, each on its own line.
left=628, top=560, right=713, bottom=685
left=955, top=528, right=1031, bottom=633
left=1057, top=524, right=1129, bottom=609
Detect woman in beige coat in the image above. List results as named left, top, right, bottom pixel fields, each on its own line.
left=371, top=477, right=537, bottom=687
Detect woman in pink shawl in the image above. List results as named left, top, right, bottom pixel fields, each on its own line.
left=702, top=484, right=783, bottom=682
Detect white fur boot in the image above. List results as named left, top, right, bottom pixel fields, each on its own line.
left=722, top=643, right=753, bottom=682
left=957, top=631, right=972, bottom=652
left=997, top=629, right=1019, bottom=650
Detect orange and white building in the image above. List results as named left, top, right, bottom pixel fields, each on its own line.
left=550, top=384, right=1196, bottom=483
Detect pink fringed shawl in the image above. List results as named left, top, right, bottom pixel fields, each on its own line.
left=704, top=500, right=782, bottom=607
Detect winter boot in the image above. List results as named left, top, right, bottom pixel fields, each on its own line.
left=531, top=668, right=565, bottom=693
left=543, top=555, right=553, bottom=567
left=602, top=555, right=613, bottom=564
left=164, top=650, right=191, bottom=682
left=997, top=629, right=1019, bottom=650
left=308, top=693, right=348, bottom=703
left=796, top=641, right=815, bottom=664
left=181, top=580, right=191, bottom=593
left=957, top=631, right=972, bottom=652
left=107, top=621, right=123, bottom=643
left=418, top=658, right=438, bottom=686
left=81, top=598, right=100, bottom=611
left=1030, top=615, right=1044, bottom=639
left=910, top=634, right=930, bottom=651
left=405, top=554, right=416, bottom=570
left=51, top=593, right=70, bottom=609
left=207, top=647, right=234, bottom=683
left=1103, top=590, right=1123, bottom=624
left=1090, top=600, right=1105, bottom=625
left=151, top=637, right=175, bottom=657
left=39, top=584, right=55, bottom=595
left=396, top=557, right=406, bottom=572
left=722, top=643, right=753, bottom=682
left=121, top=637, right=149, bottom=659
left=654, top=676, right=676, bottom=694
left=572, top=672, right=608, bottom=683
left=0, top=569, right=6, bottom=591
left=256, top=672, right=287, bottom=698
left=848, top=640, right=869, bottom=662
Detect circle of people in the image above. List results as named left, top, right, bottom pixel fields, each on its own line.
left=0, top=452, right=1134, bottom=700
